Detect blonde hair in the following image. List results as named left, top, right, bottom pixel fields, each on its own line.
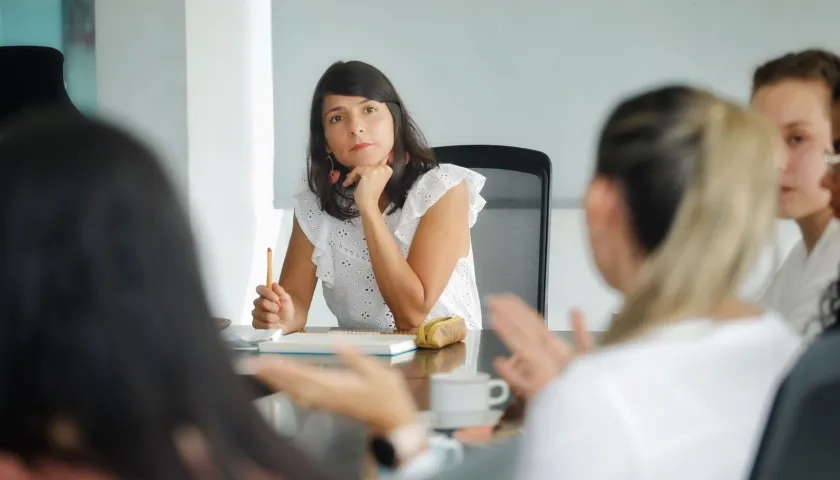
left=600, top=87, right=783, bottom=345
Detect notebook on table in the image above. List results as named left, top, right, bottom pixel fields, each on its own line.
left=254, top=349, right=417, bottom=367
left=258, top=331, right=418, bottom=356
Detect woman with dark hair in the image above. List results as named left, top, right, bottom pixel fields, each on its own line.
left=0, top=113, right=331, bottom=480
left=250, top=86, right=802, bottom=479
left=251, top=61, right=485, bottom=332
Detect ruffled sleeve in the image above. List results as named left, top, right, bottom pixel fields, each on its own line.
left=394, top=164, right=487, bottom=245
left=293, top=187, right=335, bottom=288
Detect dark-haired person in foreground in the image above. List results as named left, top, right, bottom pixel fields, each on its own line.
left=251, top=61, right=485, bottom=333
left=250, top=85, right=802, bottom=479
left=752, top=49, right=840, bottom=337
left=0, top=113, right=332, bottom=480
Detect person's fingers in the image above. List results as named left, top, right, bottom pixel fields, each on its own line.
left=272, top=283, right=289, bottom=298
left=277, top=289, right=294, bottom=316
left=342, top=167, right=364, bottom=187
left=490, top=295, right=546, bottom=349
left=491, top=298, right=561, bottom=375
left=244, top=357, right=318, bottom=393
left=491, top=302, right=542, bottom=354
left=511, top=353, right=534, bottom=373
left=255, top=297, right=280, bottom=314
left=251, top=311, right=282, bottom=329
left=276, top=288, right=292, bottom=302
left=494, top=356, right=529, bottom=394
left=495, top=355, right=532, bottom=385
left=256, top=284, right=280, bottom=303
left=500, top=295, right=547, bottom=331
left=336, top=343, right=384, bottom=376
left=570, top=309, right=594, bottom=353
left=542, top=331, right=573, bottom=366
left=253, top=310, right=279, bottom=326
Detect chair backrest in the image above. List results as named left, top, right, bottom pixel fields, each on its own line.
left=433, top=145, right=551, bottom=324
left=748, top=330, right=840, bottom=480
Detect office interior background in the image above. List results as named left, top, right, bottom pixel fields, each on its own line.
left=3, top=0, right=836, bottom=330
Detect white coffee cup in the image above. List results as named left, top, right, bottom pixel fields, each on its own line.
left=430, top=372, right=510, bottom=413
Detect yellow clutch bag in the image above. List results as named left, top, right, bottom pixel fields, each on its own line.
left=415, top=316, right=467, bottom=349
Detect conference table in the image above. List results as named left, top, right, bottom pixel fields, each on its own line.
left=230, top=327, right=576, bottom=479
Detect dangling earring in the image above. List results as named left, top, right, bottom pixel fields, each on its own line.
left=327, top=153, right=339, bottom=185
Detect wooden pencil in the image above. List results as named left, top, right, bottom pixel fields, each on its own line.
left=266, top=248, right=273, bottom=287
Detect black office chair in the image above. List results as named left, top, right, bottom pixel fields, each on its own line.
left=748, top=330, right=840, bottom=480
left=433, top=145, right=552, bottom=324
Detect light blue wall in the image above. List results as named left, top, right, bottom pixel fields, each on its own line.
left=0, top=0, right=97, bottom=112
left=0, top=0, right=62, bottom=48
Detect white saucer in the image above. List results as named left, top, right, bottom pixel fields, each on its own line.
left=419, top=409, right=503, bottom=430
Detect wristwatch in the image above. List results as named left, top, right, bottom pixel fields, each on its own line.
left=370, top=422, right=430, bottom=468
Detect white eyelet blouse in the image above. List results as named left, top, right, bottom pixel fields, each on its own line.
left=294, top=164, right=486, bottom=330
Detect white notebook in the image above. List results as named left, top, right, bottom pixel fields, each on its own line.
left=257, top=332, right=418, bottom=356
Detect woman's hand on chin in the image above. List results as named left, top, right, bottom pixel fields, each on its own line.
left=343, top=163, right=392, bottom=214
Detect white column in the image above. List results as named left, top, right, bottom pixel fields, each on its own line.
left=96, top=0, right=280, bottom=323
left=95, top=0, right=189, bottom=193
left=184, top=0, right=281, bottom=324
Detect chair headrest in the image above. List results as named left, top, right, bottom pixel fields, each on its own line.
left=0, top=46, right=80, bottom=129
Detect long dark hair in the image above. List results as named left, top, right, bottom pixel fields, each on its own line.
left=0, top=112, right=331, bottom=479
left=307, top=60, right=437, bottom=220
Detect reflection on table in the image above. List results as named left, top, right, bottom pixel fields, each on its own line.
left=233, top=329, right=575, bottom=479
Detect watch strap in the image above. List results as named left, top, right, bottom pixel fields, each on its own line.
left=371, top=422, right=429, bottom=468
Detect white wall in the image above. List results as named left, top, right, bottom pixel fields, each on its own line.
left=184, top=0, right=283, bottom=325
left=271, top=0, right=840, bottom=205
left=268, top=0, right=824, bottom=329
left=96, top=0, right=279, bottom=323
left=95, top=0, right=189, bottom=192
left=94, top=0, right=820, bottom=331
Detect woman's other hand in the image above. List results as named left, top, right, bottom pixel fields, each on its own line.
left=243, top=344, right=419, bottom=434
left=251, top=283, right=298, bottom=332
left=490, top=294, right=593, bottom=400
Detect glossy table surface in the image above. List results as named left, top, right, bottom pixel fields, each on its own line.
left=228, top=327, right=575, bottom=479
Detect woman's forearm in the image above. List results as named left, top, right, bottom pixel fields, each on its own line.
left=289, top=295, right=309, bottom=331
left=276, top=282, right=309, bottom=332
left=359, top=207, right=428, bottom=328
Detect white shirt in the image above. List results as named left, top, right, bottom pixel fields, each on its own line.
left=760, top=219, right=840, bottom=336
left=294, top=164, right=486, bottom=330
left=518, top=312, right=802, bottom=480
